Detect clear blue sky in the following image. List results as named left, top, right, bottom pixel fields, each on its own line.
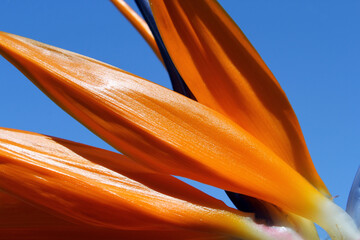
left=0, top=1, right=359, bottom=238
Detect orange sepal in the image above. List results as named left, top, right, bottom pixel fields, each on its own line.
left=0, top=32, right=326, bottom=222
left=149, top=0, right=328, bottom=196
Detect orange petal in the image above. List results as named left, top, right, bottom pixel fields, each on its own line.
left=110, top=0, right=163, bottom=62
left=0, top=32, right=353, bottom=237
left=0, top=130, right=311, bottom=240
left=149, top=0, right=328, bottom=196
left=0, top=128, right=305, bottom=240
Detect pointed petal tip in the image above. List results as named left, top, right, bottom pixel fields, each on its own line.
left=110, top=0, right=162, bottom=61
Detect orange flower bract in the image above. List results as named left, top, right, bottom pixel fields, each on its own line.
left=0, top=31, right=323, bottom=218
left=0, top=1, right=359, bottom=240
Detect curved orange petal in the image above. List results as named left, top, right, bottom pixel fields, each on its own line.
left=0, top=132, right=315, bottom=239
left=119, top=3, right=319, bottom=236
left=0, top=128, right=304, bottom=240
left=149, top=0, right=328, bottom=196
left=0, top=192, right=228, bottom=240
left=0, top=33, right=357, bottom=238
left=110, top=0, right=163, bottom=62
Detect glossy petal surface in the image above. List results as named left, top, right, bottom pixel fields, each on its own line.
left=0, top=32, right=331, bottom=225
left=128, top=2, right=294, bottom=232
left=126, top=4, right=320, bottom=237
left=149, top=0, right=328, bottom=196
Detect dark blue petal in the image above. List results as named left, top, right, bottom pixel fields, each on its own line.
left=346, top=166, right=360, bottom=227
left=134, top=0, right=194, bottom=98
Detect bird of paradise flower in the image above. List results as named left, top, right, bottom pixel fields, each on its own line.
left=0, top=1, right=359, bottom=240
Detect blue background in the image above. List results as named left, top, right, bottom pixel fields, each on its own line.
left=0, top=1, right=359, bottom=238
